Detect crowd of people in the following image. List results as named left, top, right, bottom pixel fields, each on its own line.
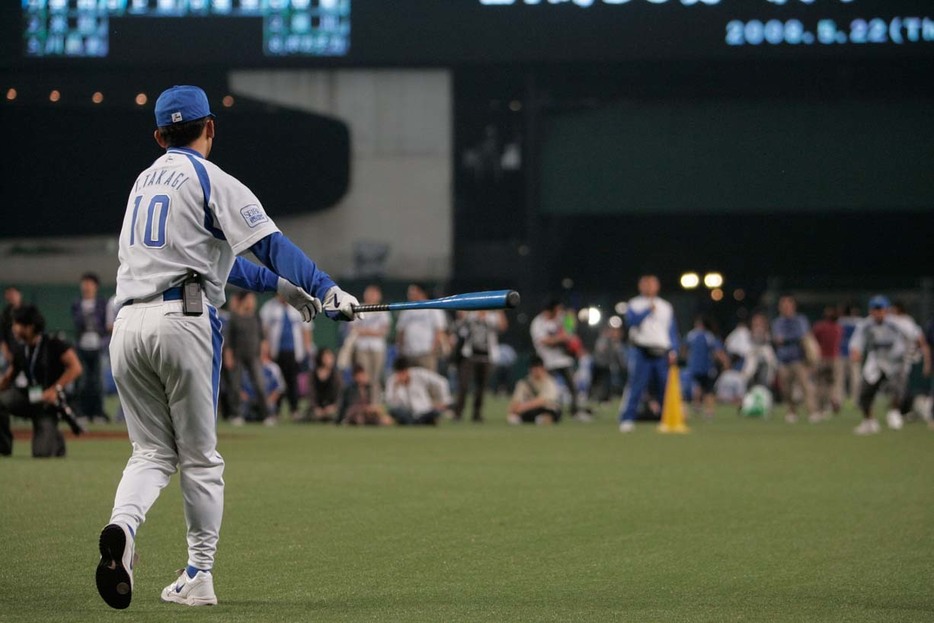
left=2, top=272, right=934, bottom=453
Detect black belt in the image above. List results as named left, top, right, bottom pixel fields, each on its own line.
left=124, top=287, right=183, bottom=306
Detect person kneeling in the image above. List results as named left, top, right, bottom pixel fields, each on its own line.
left=0, top=305, right=83, bottom=457
left=385, top=357, right=451, bottom=426
left=508, top=356, right=561, bottom=425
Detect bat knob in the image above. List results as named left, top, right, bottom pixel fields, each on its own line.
left=506, top=290, right=521, bottom=309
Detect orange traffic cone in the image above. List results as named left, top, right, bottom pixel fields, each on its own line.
left=658, top=365, right=689, bottom=434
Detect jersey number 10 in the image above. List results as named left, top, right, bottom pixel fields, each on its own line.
left=130, top=194, right=170, bottom=248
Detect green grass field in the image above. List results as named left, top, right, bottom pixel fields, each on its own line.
left=1, top=398, right=932, bottom=623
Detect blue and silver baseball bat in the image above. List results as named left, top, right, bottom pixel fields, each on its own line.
left=351, top=290, right=520, bottom=313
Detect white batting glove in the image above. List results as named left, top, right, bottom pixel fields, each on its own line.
left=277, top=278, right=322, bottom=322
left=323, top=285, right=359, bottom=321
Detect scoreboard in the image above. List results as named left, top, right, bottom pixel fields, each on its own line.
left=8, top=0, right=934, bottom=65
left=21, top=0, right=350, bottom=59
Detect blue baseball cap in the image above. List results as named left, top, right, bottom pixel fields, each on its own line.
left=154, top=85, right=214, bottom=128
left=868, top=295, right=890, bottom=310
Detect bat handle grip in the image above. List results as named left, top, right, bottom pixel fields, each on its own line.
left=351, top=303, right=389, bottom=313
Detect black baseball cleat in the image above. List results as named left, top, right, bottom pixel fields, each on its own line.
left=96, top=523, right=136, bottom=610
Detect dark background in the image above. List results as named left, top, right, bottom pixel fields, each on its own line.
left=2, top=2, right=933, bottom=307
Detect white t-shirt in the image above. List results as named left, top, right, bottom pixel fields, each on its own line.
left=530, top=312, right=574, bottom=371
left=396, top=309, right=446, bottom=357
left=627, top=296, right=676, bottom=351
left=115, top=147, right=279, bottom=307
left=259, top=298, right=312, bottom=362
left=385, top=367, right=451, bottom=415
left=353, top=311, right=391, bottom=353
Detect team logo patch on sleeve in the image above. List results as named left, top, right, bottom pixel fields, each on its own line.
left=240, top=205, right=269, bottom=228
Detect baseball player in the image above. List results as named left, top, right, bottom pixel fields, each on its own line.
left=95, top=85, right=359, bottom=610
left=618, top=275, right=679, bottom=433
left=849, top=296, right=913, bottom=435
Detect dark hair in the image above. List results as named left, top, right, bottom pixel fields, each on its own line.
left=315, top=348, right=334, bottom=368
left=529, top=355, right=545, bottom=369
left=393, top=356, right=411, bottom=372
left=543, top=297, right=562, bottom=312
left=890, top=301, right=906, bottom=314
left=12, top=304, right=45, bottom=333
left=157, top=117, right=209, bottom=148
left=80, top=272, right=100, bottom=286
left=351, top=363, right=366, bottom=376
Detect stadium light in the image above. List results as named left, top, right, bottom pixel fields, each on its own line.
left=222, top=95, right=235, bottom=108
left=704, top=272, right=724, bottom=288
left=49, top=89, right=61, bottom=103
left=6, top=88, right=16, bottom=101
left=711, top=288, right=724, bottom=302
left=680, top=272, right=700, bottom=289
left=135, top=93, right=148, bottom=106
left=608, top=315, right=623, bottom=329
left=614, top=301, right=628, bottom=315
left=92, top=91, right=104, bottom=104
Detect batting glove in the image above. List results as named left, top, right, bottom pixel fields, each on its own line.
left=277, top=278, right=323, bottom=322
left=323, top=285, right=359, bottom=321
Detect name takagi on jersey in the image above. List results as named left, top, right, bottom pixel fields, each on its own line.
left=135, top=168, right=192, bottom=192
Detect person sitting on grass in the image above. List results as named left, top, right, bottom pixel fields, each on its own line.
left=507, top=355, right=561, bottom=425
left=339, top=364, right=393, bottom=426
left=302, top=347, right=342, bottom=423
left=237, top=340, right=286, bottom=427
left=384, top=357, right=451, bottom=426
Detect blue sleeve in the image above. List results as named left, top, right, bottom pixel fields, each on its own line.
left=668, top=316, right=680, bottom=353
left=250, top=232, right=337, bottom=300
left=228, top=257, right=279, bottom=293
left=626, top=307, right=652, bottom=327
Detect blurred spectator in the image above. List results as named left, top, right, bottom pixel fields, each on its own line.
left=590, top=324, right=625, bottom=404
left=618, top=275, right=679, bottom=433
left=684, top=315, right=728, bottom=419
left=531, top=299, right=586, bottom=420
left=453, top=310, right=507, bottom=423
left=349, top=284, right=391, bottom=397
left=490, top=342, right=517, bottom=396
left=724, top=319, right=752, bottom=365
left=0, top=305, right=82, bottom=457
left=302, top=348, right=342, bottom=423
left=259, top=292, right=314, bottom=417
left=385, top=357, right=451, bottom=426
left=889, top=301, right=932, bottom=420
left=396, top=283, right=447, bottom=372
left=507, top=355, right=561, bottom=425
left=742, top=312, right=778, bottom=387
left=715, top=357, right=748, bottom=406
left=239, top=341, right=286, bottom=426
left=1, top=286, right=24, bottom=365
left=850, top=296, right=913, bottom=434
left=811, top=306, right=843, bottom=416
left=838, top=304, right=863, bottom=404
left=771, top=295, right=819, bottom=424
left=224, top=292, right=267, bottom=423
left=71, top=273, right=110, bottom=422
left=339, top=364, right=392, bottom=426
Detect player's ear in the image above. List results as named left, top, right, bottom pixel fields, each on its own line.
left=205, top=118, right=215, bottom=140
left=153, top=129, right=168, bottom=149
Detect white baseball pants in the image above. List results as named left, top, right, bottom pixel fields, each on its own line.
left=108, top=298, right=225, bottom=570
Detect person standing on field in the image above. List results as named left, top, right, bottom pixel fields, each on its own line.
left=95, top=85, right=359, bottom=610
left=259, top=290, right=314, bottom=417
left=617, top=275, right=679, bottom=433
left=771, top=295, right=819, bottom=424
left=811, top=306, right=843, bottom=417
left=396, top=283, right=446, bottom=373
left=349, top=284, right=391, bottom=397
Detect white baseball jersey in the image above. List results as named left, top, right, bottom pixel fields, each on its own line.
left=626, top=296, right=676, bottom=351
left=530, top=313, right=574, bottom=371
left=114, top=146, right=279, bottom=307
left=849, top=318, right=912, bottom=384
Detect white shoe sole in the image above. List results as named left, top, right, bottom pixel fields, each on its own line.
left=161, top=591, right=218, bottom=606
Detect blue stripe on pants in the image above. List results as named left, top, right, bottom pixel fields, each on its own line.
left=209, top=307, right=223, bottom=418
left=619, top=346, right=669, bottom=422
